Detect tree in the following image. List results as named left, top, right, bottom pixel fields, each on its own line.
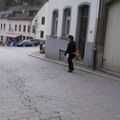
left=18, top=0, right=45, bottom=5
left=0, top=0, right=6, bottom=11
left=0, top=0, right=46, bottom=11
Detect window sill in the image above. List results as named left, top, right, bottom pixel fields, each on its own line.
left=50, top=35, right=57, bottom=38
left=60, top=36, right=66, bottom=40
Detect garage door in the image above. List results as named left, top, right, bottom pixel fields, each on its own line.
left=103, top=1, right=120, bottom=73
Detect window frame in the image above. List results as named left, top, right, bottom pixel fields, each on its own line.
left=28, top=25, right=30, bottom=33
left=32, top=26, right=36, bottom=33
left=15, top=24, right=17, bottom=31
left=4, top=24, right=6, bottom=30
left=51, top=10, right=59, bottom=36
left=1, top=24, right=2, bottom=30
left=41, top=17, right=45, bottom=25
left=29, top=10, right=37, bottom=17
left=61, top=7, right=72, bottom=37
left=9, top=24, right=13, bottom=32
left=19, top=25, right=21, bottom=32
left=40, top=31, right=44, bottom=38
left=23, top=25, right=26, bottom=32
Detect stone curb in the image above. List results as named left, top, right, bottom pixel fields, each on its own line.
left=28, top=52, right=120, bottom=82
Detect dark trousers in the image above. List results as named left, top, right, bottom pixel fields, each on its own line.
left=68, top=54, right=75, bottom=71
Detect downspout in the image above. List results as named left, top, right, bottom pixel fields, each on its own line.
left=93, top=0, right=101, bottom=70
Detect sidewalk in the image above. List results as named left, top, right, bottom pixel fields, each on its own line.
left=28, top=51, right=120, bottom=81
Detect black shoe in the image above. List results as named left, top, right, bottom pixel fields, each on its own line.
left=67, top=70, right=73, bottom=73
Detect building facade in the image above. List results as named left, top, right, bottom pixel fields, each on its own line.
left=45, top=0, right=100, bottom=67
left=32, top=1, right=48, bottom=41
left=0, top=5, right=41, bottom=45
left=96, top=0, right=120, bottom=74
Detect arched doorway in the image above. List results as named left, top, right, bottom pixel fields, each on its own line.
left=77, top=5, right=89, bottom=60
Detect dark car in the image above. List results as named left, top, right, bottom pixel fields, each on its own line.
left=16, top=39, right=41, bottom=47
left=16, top=40, right=32, bottom=47
left=30, top=39, right=40, bottom=46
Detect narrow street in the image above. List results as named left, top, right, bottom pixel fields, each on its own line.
left=0, top=46, right=120, bottom=120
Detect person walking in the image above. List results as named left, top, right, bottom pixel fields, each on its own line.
left=64, top=35, right=76, bottom=72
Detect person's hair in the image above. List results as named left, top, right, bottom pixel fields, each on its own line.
left=67, top=35, right=74, bottom=41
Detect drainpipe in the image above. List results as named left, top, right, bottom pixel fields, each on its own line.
left=93, top=47, right=97, bottom=70
left=93, top=16, right=98, bottom=70
left=93, top=0, right=101, bottom=70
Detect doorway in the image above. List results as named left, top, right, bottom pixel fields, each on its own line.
left=77, top=5, right=89, bottom=60
left=103, top=0, right=120, bottom=73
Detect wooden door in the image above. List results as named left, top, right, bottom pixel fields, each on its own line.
left=79, top=5, right=89, bottom=59
left=103, top=1, right=120, bottom=73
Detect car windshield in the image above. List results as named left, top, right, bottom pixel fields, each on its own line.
left=22, top=40, right=30, bottom=43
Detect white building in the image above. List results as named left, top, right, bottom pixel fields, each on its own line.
left=32, top=1, right=48, bottom=41
left=0, top=5, right=41, bottom=45
left=45, top=0, right=100, bottom=67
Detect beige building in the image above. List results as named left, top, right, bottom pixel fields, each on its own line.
left=0, top=5, right=41, bottom=45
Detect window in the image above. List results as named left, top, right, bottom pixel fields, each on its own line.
left=51, top=10, right=58, bottom=36
left=1, top=36, right=3, bottom=40
left=30, top=37, right=33, bottom=39
left=4, top=24, right=6, bottom=30
left=23, top=36, right=25, bottom=40
left=23, top=25, right=26, bottom=32
left=12, top=12, right=16, bottom=17
left=62, top=8, right=71, bottom=36
left=32, top=26, right=36, bottom=33
left=1, top=24, right=2, bottom=30
left=41, top=17, right=45, bottom=25
left=15, top=25, right=17, bottom=31
left=27, top=36, right=30, bottom=39
left=40, top=31, right=44, bottom=38
left=29, top=11, right=37, bottom=17
left=28, top=25, right=30, bottom=33
left=12, top=11, right=22, bottom=17
left=9, top=24, right=13, bottom=32
left=19, top=25, right=21, bottom=32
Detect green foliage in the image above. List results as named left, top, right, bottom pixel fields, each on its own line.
left=20, top=0, right=44, bottom=4
left=5, top=0, right=45, bottom=6
left=0, top=0, right=45, bottom=11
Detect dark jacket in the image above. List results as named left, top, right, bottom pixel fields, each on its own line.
left=65, top=41, right=76, bottom=55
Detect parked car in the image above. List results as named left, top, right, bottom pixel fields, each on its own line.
left=16, top=39, right=41, bottom=47
left=16, top=40, right=32, bottom=47
left=30, top=39, right=40, bottom=46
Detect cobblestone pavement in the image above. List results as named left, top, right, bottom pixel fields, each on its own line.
left=0, top=46, right=120, bottom=120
